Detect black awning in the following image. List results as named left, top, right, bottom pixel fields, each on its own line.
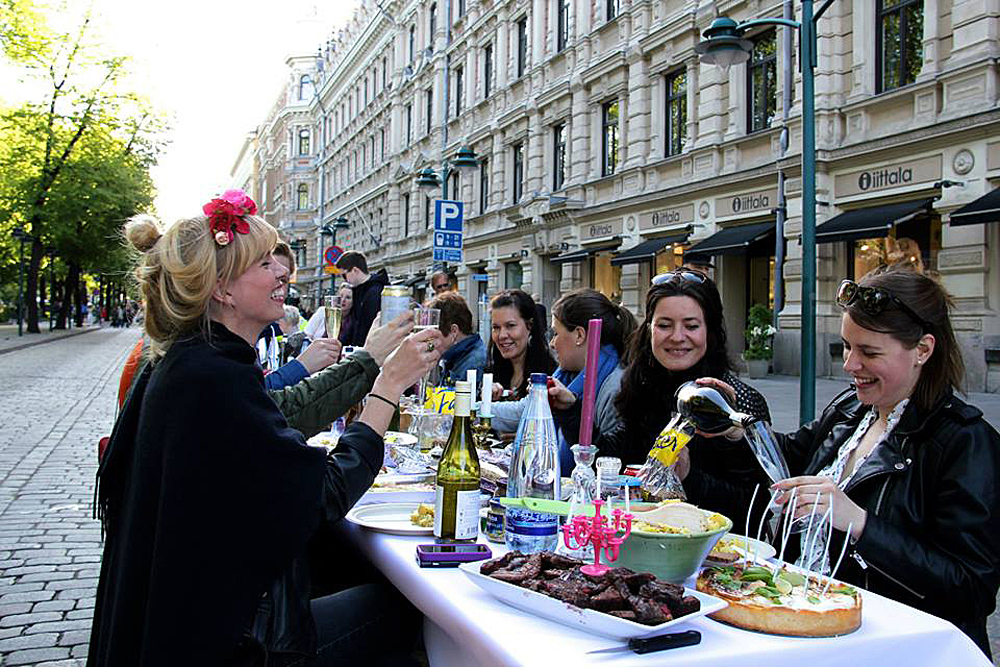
left=949, top=189, right=1000, bottom=227
left=816, top=198, right=935, bottom=243
left=685, top=222, right=774, bottom=256
left=403, top=273, right=424, bottom=287
left=551, top=240, right=621, bottom=264
left=610, top=231, right=690, bottom=266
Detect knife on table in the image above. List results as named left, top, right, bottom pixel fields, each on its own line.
left=587, top=630, right=702, bottom=655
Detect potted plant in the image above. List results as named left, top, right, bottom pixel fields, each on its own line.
left=744, top=304, right=775, bottom=379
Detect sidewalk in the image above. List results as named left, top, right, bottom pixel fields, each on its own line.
left=749, top=374, right=1000, bottom=433
left=0, top=322, right=102, bottom=355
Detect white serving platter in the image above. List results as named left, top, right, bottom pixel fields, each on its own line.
left=459, top=560, right=727, bottom=640
left=345, top=502, right=433, bottom=535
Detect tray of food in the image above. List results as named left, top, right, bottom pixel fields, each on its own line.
left=696, top=563, right=861, bottom=637
left=460, top=551, right=726, bottom=640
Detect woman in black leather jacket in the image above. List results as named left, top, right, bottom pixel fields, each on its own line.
left=591, top=271, right=774, bottom=528
left=88, top=198, right=443, bottom=667
left=711, top=269, right=1000, bottom=657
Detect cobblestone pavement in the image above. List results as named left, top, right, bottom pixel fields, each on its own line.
left=0, top=329, right=998, bottom=664
left=0, top=327, right=139, bottom=666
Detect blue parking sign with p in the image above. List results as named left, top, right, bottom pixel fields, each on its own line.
left=433, top=200, right=464, bottom=263
left=434, top=200, right=463, bottom=231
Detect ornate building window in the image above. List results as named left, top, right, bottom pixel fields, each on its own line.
left=298, top=129, right=310, bottom=156
left=484, top=43, right=493, bottom=98
left=553, top=123, right=566, bottom=191
left=877, top=0, right=924, bottom=92
left=296, top=183, right=308, bottom=210
left=557, top=0, right=570, bottom=52
left=602, top=100, right=619, bottom=176
left=516, top=17, right=528, bottom=78
left=747, top=31, right=777, bottom=133
left=512, top=142, right=524, bottom=202
left=479, top=157, right=489, bottom=215
left=666, top=69, right=687, bottom=156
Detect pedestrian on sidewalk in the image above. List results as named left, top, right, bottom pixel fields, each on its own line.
left=706, top=268, right=1000, bottom=658
left=90, top=191, right=442, bottom=666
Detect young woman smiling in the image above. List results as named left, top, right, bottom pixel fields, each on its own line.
left=592, top=272, right=773, bottom=528
left=89, top=195, right=442, bottom=666
left=490, top=289, right=636, bottom=471
left=487, top=290, right=555, bottom=399
left=709, top=268, right=1000, bottom=657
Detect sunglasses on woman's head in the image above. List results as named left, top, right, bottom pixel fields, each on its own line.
left=651, top=270, right=707, bottom=286
left=836, top=280, right=932, bottom=331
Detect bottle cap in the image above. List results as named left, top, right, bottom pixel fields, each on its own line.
left=530, top=372, right=548, bottom=384
left=455, top=380, right=471, bottom=394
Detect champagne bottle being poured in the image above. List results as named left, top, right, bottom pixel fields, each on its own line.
left=638, top=382, right=791, bottom=500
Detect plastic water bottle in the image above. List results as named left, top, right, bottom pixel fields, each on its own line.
left=506, top=373, right=561, bottom=553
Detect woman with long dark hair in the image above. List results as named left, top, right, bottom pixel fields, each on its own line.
left=487, top=289, right=556, bottom=399
left=594, top=271, right=773, bottom=525
left=491, top=288, right=637, bottom=470
left=708, top=268, right=1000, bottom=657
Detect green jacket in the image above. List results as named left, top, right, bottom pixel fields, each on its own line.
left=268, top=349, right=380, bottom=439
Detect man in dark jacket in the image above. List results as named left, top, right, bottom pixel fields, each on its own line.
left=336, top=251, right=388, bottom=346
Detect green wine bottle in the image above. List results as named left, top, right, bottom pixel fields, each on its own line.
left=434, top=380, right=481, bottom=542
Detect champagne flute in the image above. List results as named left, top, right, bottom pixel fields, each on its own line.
left=324, top=295, right=343, bottom=339
left=413, top=307, right=441, bottom=411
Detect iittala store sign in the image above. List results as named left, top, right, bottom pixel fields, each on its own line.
left=835, top=155, right=942, bottom=198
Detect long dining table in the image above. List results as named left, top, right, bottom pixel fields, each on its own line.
left=338, top=519, right=991, bottom=667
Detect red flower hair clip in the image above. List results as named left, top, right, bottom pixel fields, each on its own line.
left=203, top=189, right=257, bottom=246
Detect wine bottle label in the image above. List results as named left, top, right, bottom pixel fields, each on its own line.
left=434, top=486, right=480, bottom=540
left=649, top=426, right=693, bottom=467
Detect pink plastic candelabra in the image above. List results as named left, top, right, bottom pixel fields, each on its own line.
left=560, top=498, right=633, bottom=576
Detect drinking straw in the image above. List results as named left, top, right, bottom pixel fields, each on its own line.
left=480, top=373, right=493, bottom=417
left=577, top=318, right=603, bottom=446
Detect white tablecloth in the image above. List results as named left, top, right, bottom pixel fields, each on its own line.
left=339, top=523, right=990, bottom=667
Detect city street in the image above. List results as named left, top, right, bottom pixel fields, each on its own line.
left=0, top=327, right=139, bottom=666
left=0, top=328, right=998, bottom=664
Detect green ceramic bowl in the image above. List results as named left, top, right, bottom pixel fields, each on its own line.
left=603, top=512, right=733, bottom=584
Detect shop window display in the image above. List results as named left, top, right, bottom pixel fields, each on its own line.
left=591, top=253, right=622, bottom=302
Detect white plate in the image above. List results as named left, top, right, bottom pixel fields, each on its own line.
left=459, top=561, right=727, bottom=640
left=703, top=533, right=777, bottom=566
left=345, top=502, right=433, bottom=535
left=384, top=431, right=418, bottom=447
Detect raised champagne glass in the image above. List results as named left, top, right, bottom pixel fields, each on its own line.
left=412, top=307, right=441, bottom=411
left=324, top=295, right=342, bottom=339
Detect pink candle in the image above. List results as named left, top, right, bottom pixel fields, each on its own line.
left=578, top=318, right=603, bottom=446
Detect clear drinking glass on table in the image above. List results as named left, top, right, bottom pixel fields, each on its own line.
left=412, top=306, right=441, bottom=411
left=324, top=295, right=343, bottom=339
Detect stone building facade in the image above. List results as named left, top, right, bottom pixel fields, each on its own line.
left=242, top=0, right=1000, bottom=391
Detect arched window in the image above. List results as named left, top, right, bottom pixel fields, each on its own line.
left=297, top=183, right=309, bottom=210
left=298, top=74, right=314, bottom=100
left=298, top=129, right=310, bottom=155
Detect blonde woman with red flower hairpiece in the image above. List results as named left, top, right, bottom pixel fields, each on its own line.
left=89, top=191, right=442, bottom=667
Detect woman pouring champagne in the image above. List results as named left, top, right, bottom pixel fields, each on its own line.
left=702, top=268, right=1000, bottom=657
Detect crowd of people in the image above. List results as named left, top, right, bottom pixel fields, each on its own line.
left=89, top=188, right=1000, bottom=665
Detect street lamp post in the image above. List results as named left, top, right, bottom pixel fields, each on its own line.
left=11, top=227, right=36, bottom=337
left=416, top=145, right=479, bottom=274
left=697, top=4, right=832, bottom=423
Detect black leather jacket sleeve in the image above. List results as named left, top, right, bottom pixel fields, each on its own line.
left=853, top=418, right=1000, bottom=627
left=317, top=421, right=384, bottom=526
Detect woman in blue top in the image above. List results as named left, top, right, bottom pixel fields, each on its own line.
left=491, top=288, right=636, bottom=471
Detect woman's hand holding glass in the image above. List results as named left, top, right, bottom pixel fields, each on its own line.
left=363, top=311, right=414, bottom=366
left=296, top=337, right=342, bottom=374
left=771, top=476, right=868, bottom=541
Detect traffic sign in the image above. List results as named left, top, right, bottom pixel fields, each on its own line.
left=324, top=245, right=344, bottom=266
left=433, top=200, right=463, bottom=263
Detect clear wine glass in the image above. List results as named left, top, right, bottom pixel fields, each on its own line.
left=412, top=307, right=441, bottom=411
left=324, top=295, right=343, bottom=339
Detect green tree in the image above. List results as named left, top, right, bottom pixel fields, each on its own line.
left=0, top=1, right=166, bottom=332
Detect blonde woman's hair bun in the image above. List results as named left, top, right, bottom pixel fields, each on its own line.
left=125, top=214, right=163, bottom=253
